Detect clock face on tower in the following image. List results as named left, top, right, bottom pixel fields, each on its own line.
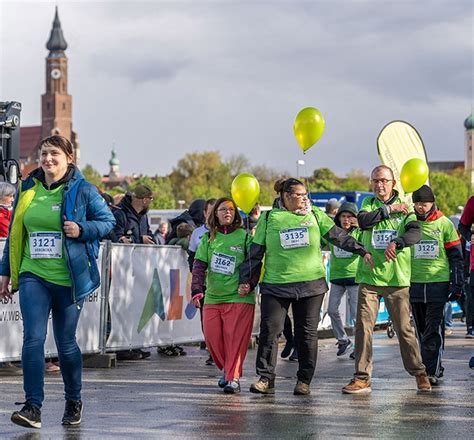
left=51, top=68, right=61, bottom=80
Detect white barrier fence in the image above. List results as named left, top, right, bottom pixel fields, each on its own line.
left=0, top=241, right=347, bottom=362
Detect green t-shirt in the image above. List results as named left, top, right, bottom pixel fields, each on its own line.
left=326, top=228, right=361, bottom=281
left=411, top=214, right=460, bottom=283
left=356, top=196, right=415, bottom=287
left=20, top=183, right=72, bottom=287
left=195, top=228, right=255, bottom=305
left=253, top=206, right=334, bottom=284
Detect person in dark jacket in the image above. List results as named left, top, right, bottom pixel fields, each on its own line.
left=409, top=185, right=464, bottom=385
left=239, top=178, right=373, bottom=396
left=166, top=199, right=206, bottom=244
left=0, top=135, right=115, bottom=429
left=112, top=185, right=156, bottom=245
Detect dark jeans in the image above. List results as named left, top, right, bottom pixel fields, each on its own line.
left=411, top=301, right=445, bottom=377
left=467, top=286, right=474, bottom=329
left=256, top=293, right=324, bottom=384
left=19, top=272, right=84, bottom=408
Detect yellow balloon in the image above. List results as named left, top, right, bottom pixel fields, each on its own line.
left=400, top=158, right=429, bottom=193
left=293, top=107, right=325, bottom=153
left=231, top=173, right=260, bottom=214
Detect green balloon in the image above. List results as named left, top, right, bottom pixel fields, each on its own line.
left=293, top=107, right=325, bottom=153
left=231, top=173, right=260, bottom=214
left=400, top=158, right=429, bottom=193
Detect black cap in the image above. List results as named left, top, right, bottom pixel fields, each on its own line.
left=412, top=185, right=435, bottom=203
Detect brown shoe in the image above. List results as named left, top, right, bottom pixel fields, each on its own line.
left=342, top=378, right=372, bottom=394
left=293, top=381, right=311, bottom=395
left=416, top=373, right=432, bottom=392
left=249, top=377, right=275, bottom=395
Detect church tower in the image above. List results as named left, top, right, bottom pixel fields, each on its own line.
left=465, top=112, right=474, bottom=187
left=41, top=7, right=80, bottom=163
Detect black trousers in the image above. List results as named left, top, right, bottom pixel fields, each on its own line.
left=411, top=302, right=445, bottom=377
left=467, top=286, right=474, bottom=329
left=256, top=293, right=324, bottom=384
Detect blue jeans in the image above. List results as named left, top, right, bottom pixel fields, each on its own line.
left=19, top=272, right=83, bottom=408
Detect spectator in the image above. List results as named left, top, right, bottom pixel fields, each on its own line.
left=325, top=198, right=341, bottom=219
left=154, top=221, right=169, bottom=245
left=244, top=204, right=261, bottom=235
left=166, top=199, right=206, bottom=244
left=168, top=223, right=194, bottom=251
left=0, top=182, right=15, bottom=237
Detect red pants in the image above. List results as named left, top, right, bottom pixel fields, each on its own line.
left=203, top=303, right=255, bottom=381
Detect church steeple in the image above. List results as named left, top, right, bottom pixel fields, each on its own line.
left=46, top=6, right=68, bottom=57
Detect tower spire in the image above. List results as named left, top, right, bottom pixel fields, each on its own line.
left=46, top=6, right=68, bottom=56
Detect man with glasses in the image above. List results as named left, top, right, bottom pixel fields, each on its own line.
left=342, top=165, right=431, bottom=394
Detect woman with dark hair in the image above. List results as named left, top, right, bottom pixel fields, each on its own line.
left=191, top=197, right=255, bottom=394
left=240, top=178, right=373, bottom=395
left=0, top=135, right=115, bottom=429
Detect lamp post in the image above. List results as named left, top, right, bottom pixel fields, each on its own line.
left=296, top=159, right=305, bottom=178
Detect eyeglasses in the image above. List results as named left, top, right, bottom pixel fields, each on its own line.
left=370, top=179, right=393, bottom=185
left=288, top=192, right=308, bottom=198
left=217, top=208, right=235, bottom=213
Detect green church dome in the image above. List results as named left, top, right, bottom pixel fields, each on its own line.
left=464, top=113, right=474, bottom=130
left=109, top=149, right=120, bottom=166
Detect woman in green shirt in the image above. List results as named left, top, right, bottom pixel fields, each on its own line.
left=240, top=178, right=372, bottom=395
left=191, top=197, right=256, bottom=394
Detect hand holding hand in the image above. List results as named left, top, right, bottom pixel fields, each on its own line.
left=192, top=296, right=202, bottom=308
left=384, top=242, right=398, bottom=262
left=238, top=283, right=251, bottom=296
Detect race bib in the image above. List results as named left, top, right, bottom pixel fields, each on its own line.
left=414, top=240, right=439, bottom=259
left=279, top=227, right=309, bottom=249
left=29, top=232, right=63, bottom=259
left=333, top=246, right=353, bottom=258
left=372, top=229, right=397, bottom=250
left=210, top=252, right=236, bottom=276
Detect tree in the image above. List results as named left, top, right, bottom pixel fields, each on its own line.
left=430, top=171, right=470, bottom=216
left=169, top=151, right=231, bottom=203
left=226, top=154, right=251, bottom=176
left=340, top=169, right=370, bottom=192
left=81, top=164, right=103, bottom=189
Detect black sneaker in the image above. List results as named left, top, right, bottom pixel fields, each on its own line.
left=280, top=340, right=293, bottom=359
left=249, top=377, right=275, bottom=395
left=205, top=354, right=214, bottom=366
left=11, top=403, right=41, bottom=429
left=337, top=340, right=352, bottom=357
left=223, top=380, right=241, bottom=394
left=289, top=347, right=298, bottom=361
left=62, top=400, right=83, bottom=426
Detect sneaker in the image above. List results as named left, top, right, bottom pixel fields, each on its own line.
left=223, top=380, right=241, bottom=394
left=342, top=378, right=372, bottom=394
left=11, top=403, right=42, bottom=429
left=249, top=377, right=275, bottom=395
left=217, top=376, right=227, bottom=388
left=466, top=328, right=474, bottom=339
left=416, top=373, right=432, bottom=392
left=428, top=375, right=441, bottom=386
left=175, top=345, right=187, bottom=356
left=337, top=340, right=353, bottom=357
left=205, top=354, right=214, bottom=366
left=289, top=347, right=298, bottom=361
left=45, top=361, right=60, bottom=373
left=349, top=351, right=355, bottom=360
left=139, top=350, right=151, bottom=359
left=445, top=328, right=453, bottom=336
left=293, top=381, right=311, bottom=395
left=62, top=400, right=83, bottom=425
left=281, top=340, right=293, bottom=359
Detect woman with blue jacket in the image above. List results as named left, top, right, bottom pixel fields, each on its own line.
left=0, top=135, right=115, bottom=429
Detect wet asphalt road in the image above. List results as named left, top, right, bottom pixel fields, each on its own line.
left=0, top=323, right=473, bottom=439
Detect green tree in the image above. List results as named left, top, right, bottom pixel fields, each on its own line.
left=170, top=151, right=231, bottom=203
left=81, top=164, right=103, bottom=188
left=340, top=169, right=370, bottom=192
left=131, top=175, right=176, bottom=209
left=430, top=171, right=469, bottom=216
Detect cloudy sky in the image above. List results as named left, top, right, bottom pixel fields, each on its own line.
left=1, top=0, right=472, bottom=178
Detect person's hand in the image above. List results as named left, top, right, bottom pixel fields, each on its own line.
left=363, top=253, right=374, bottom=270
left=389, top=204, right=409, bottom=215
left=349, top=217, right=359, bottom=227
left=119, top=236, right=132, bottom=244
left=470, top=235, right=474, bottom=246
left=0, top=276, right=12, bottom=300
left=384, top=242, right=398, bottom=262
left=142, top=235, right=155, bottom=245
left=63, top=221, right=81, bottom=238
left=192, top=296, right=202, bottom=308
left=238, top=283, right=251, bottom=296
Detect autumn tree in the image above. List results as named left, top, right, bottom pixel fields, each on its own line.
left=430, top=171, right=470, bottom=216
left=82, top=164, right=104, bottom=189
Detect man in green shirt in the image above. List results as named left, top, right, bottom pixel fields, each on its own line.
left=409, top=185, right=463, bottom=385
left=342, top=165, right=431, bottom=394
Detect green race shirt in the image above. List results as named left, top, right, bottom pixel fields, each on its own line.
left=253, top=206, right=334, bottom=284
left=411, top=213, right=460, bottom=283
left=20, top=183, right=71, bottom=286
left=327, top=228, right=361, bottom=281
left=356, top=196, right=415, bottom=287
left=195, top=228, right=255, bottom=305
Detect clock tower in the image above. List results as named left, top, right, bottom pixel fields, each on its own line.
left=41, top=7, right=80, bottom=163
